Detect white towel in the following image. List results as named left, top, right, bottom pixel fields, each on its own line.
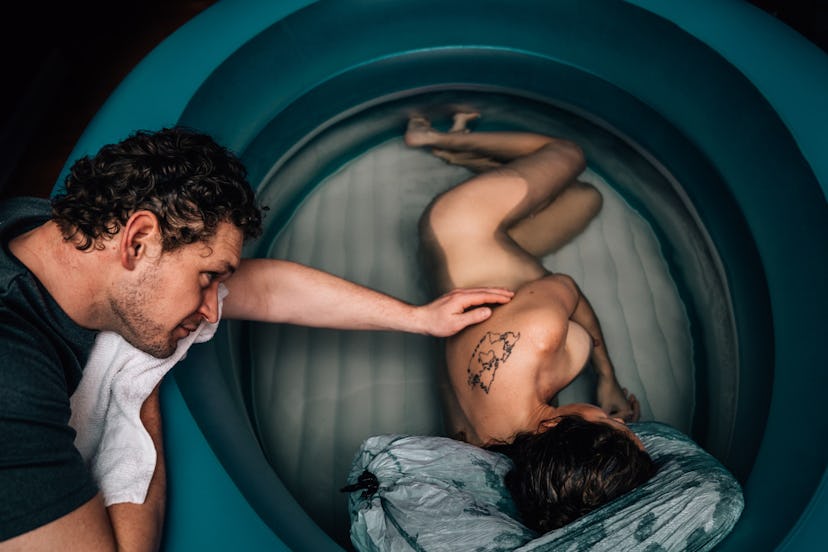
left=69, top=284, right=229, bottom=506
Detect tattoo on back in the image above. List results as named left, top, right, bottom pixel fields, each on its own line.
left=467, top=331, right=520, bottom=393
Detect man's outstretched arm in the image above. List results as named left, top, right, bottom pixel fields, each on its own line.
left=222, top=258, right=513, bottom=337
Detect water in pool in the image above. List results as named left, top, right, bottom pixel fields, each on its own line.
left=237, top=94, right=735, bottom=544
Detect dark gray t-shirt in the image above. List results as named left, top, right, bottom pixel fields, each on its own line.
left=0, top=197, right=98, bottom=540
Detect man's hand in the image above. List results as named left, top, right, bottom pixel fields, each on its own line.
left=415, top=287, right=514, bottom=337
left=597, top=375, right=640, bottom=422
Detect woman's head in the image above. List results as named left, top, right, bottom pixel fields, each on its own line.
left=52, top=127, right=264, bottom=251
left=491, top=414, right=656, bottom=533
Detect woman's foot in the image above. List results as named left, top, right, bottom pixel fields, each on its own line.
left=448, top=112, right=480, bottom=133
left=404, top=116, right=437, bottom=147
left=405, top=112, right=480, bottom=147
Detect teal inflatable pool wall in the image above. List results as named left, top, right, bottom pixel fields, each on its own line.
left=58, top=1, right=827, bottom=550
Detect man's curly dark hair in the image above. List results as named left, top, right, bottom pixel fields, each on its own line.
left=51, top=127, right=264, bottom=251
left=488, top=414, right=656, bottom=533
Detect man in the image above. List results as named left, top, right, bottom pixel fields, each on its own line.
left=407, top=113, right=656, bottom=533
left=0, top=127, right=512, bottom=550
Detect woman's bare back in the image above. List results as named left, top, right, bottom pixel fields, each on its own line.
left=443, top=275, right=593, bottom=445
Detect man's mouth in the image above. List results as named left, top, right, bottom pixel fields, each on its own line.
left=175, top=322, right=200, bottom=338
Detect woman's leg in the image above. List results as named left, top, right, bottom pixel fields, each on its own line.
left=412, top=115, right=591, bottom=292
left=405, top=114, right=560, bottom=170
left=412, top=114, right=602, bottom=260
left=507, top=181, right=603, bottom=257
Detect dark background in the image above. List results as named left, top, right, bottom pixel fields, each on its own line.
left=0, top=0, right=825, bottom=200
left=0, top=1, right=217, bottom=200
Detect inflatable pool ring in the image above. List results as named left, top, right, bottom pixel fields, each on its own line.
left=57, top=1, right=827, bottom=550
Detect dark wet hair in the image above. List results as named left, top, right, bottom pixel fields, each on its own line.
left=487, top=414, right=656, bottom=533
left=51, top=127, right=264, bottom=251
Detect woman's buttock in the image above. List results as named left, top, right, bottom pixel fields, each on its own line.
left=423, top=234, right=546, bottom=292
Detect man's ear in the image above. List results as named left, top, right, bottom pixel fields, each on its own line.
left=120, top=211, right=162, bottom=270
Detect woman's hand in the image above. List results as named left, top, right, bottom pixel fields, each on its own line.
left=597, top=375, right=640, bottom=422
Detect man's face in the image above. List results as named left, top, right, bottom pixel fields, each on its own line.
left=110, top=222, right=243, bottom=358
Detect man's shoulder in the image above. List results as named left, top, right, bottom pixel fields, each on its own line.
left=0, top=197, right=51, bottom=228
left=0, top=197, right=52, bottom=263
left=0, top=198, right=49, bottom=285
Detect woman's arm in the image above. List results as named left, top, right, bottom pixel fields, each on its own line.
left=559, top=274, right=640, bottom=421
left=222, top=258, right=513, bottom=337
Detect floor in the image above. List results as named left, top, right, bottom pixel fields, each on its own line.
left=0, top=0, right=824, bottom=201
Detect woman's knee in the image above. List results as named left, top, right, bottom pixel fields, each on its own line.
left=572, top=181, right=603, bottom=219
left=538, top=139, right=586, bottom=176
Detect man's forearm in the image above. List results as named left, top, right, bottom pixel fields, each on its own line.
left=223, top=259, right=426, bottom=331
left=106, top=387, right=166, bottom=552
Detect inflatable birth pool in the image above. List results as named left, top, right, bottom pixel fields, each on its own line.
left=56, top=1, right=827, bottom=550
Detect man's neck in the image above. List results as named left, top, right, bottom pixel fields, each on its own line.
left=9, top=221, right=109, bottom=329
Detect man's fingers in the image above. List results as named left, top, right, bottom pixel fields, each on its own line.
left=435, top=306, right=492, bottom=336
left=448, top=288, right=514, bottom=310
left=463, top=306, right=493, bottom=323
left=449, top=287, right=514, bottom=297
left=427, top=288, right=514, bottom=336
left=456, top=287, right=514, bottom=298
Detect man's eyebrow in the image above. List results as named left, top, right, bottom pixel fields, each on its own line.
left=216, top=261, right=237, bottom=276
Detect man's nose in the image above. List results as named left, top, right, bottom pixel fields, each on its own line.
left=198, top=283, right=220, bottom=324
